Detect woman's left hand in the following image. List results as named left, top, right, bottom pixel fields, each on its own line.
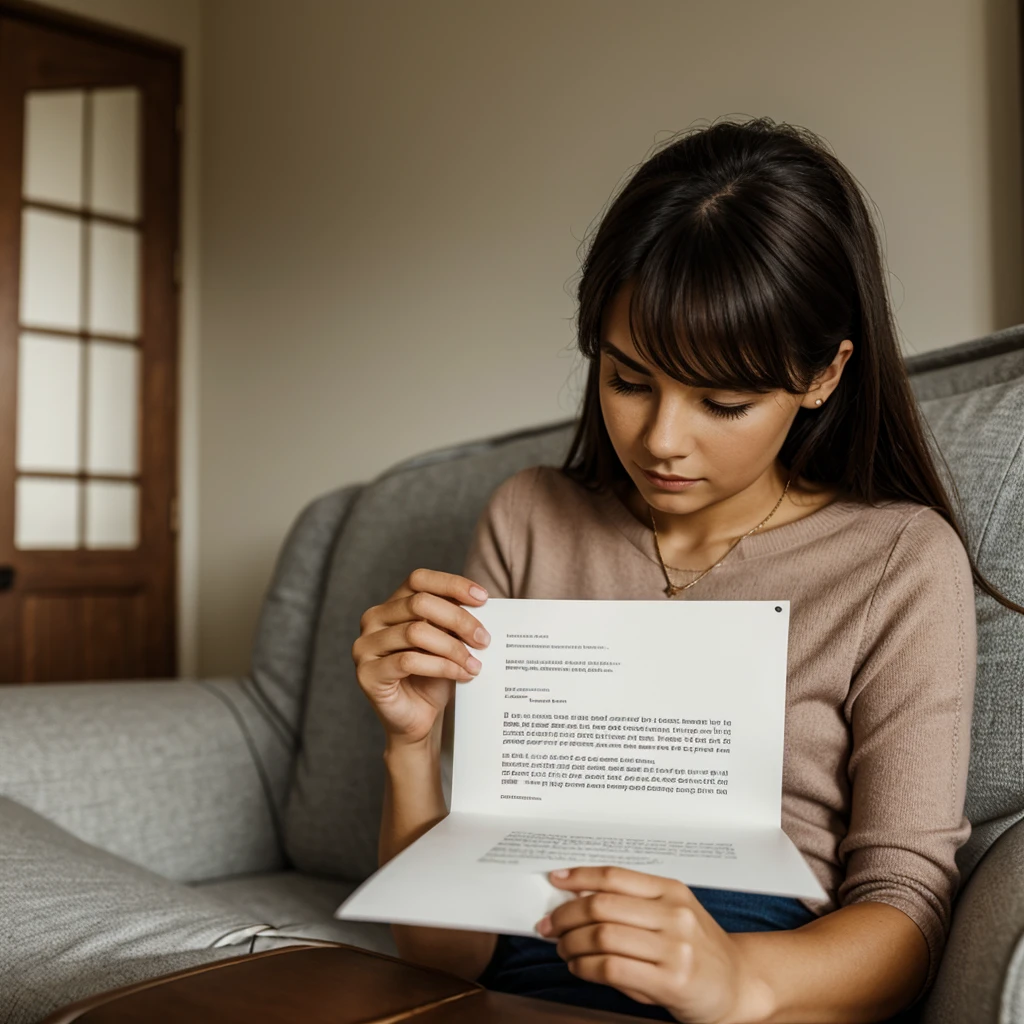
left=536, top=866, right=772, bottom=1024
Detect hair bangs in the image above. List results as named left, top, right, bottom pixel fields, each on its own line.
left=625, top=213, right=810, bottom=395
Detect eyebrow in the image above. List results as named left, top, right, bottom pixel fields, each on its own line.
left=600, top=340, right=653, bottom=377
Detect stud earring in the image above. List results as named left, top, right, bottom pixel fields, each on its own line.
left=814, top=399, right=823, bottom=406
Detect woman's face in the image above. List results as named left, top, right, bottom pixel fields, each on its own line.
left=597, top=280, right=844, bottom=515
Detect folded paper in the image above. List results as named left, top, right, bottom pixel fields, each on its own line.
left=336, top=598, right=826, bottom=936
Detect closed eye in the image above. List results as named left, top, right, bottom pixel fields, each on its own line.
left=604, top=371, right=753, bottom=419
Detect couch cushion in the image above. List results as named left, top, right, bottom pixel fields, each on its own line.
left=0, top=678, right=287, bottom=883
left=193, top=870, right=396, bottom=954
left=283, top=423, right=576, bottom=880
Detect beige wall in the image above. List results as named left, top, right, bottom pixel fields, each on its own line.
left=43, top=0, right=203, bottom=676
left=198, top=0, right=1023, bottom=676
left=44, top=0, right=1022, bottom=677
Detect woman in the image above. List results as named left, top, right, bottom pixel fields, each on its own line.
left=351, top=118, right=1023, bottom=1023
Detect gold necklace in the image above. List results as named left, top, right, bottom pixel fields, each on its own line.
left=649, top=476, right=793, bottom=598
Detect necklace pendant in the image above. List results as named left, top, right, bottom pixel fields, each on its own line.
left=664, top=582, right=680, bottom=598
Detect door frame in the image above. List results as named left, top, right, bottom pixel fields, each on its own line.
left=0, top=0, right=181, bottom=58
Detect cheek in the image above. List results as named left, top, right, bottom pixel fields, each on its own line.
left=599, top=392, right=642, bottom=451
left=707, top=411, right=787, bottom=472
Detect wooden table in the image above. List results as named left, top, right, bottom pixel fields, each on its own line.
left=40, top=943, right=657, bottom=1023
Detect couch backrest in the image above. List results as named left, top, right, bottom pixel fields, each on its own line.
left=902, top=326, right=1024, bottom=880
left=280, top=327, right=1024, bottom=884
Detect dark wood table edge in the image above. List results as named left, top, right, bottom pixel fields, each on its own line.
left=38, top=940, right=485, bottom=1024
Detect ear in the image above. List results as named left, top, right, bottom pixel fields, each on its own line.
left=802, top=339, right=854, bottom=409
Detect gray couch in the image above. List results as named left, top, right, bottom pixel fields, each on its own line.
left=1, top=326, right=1022, bottom=1024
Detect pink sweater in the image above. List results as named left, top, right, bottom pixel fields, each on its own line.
left=457, top=464, right=977, bottom=990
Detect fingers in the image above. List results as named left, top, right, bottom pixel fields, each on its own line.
left=355, top=589, right=491, bottom=686
left=354, top=569, right=493, bottom=683
left=547, top=865, right=684, bottom=900
left=395, top=568, right=488, bottom=609
left=567, top=952, right=680, bottom=1006
left=556, top=921, right=666, bottom=966
left=367, top=648, right=475, bottom=688
left=364, top=617, right=483, bottom=674
left=547, top=895, right=697, bottom=1011
left=540, top=889, right=669, bottom=940
left=383, top=590, right=491, bottom=649
left=361, top=578, right=491, bottom=651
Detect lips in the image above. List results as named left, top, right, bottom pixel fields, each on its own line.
left=644, top=470, right=700, bottom=482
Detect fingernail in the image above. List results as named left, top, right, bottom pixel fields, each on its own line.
left=469, top=585, right=488, bottom=600
left=535, top=915, right=551, bottom=935
left=466, top=656, right=482, bottom=673
left=550, top=868, right=570, bottom=879
left=474, top=627, right=491, bottom=645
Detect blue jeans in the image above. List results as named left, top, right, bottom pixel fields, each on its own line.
left=477, top=886, right=921, bottom=1022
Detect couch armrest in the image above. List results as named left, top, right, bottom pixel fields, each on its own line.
left=920, top=815, right=1024, bottom=1023
left=0, top=796, right=272, bottom=1024
left=0, top=677, right=293, bottom=882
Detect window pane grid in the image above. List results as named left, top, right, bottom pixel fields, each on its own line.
left=21, top=88, right=141, bottom=223
left=18, top=88, right=142, bottom=341
left=11, top=325, right=141, bottom=345
left=23, top=197, right=142, bottom=229
left=16, top=471, right=142, bottom=483
left=15, top=471, right=141, bottom=551
left=16, top=86, right=143, bottom=551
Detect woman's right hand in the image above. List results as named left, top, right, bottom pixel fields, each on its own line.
left=352, top=568, right=491, bottom=748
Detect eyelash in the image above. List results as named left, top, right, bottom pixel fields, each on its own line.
left=604, top=372, right=753, bottom=419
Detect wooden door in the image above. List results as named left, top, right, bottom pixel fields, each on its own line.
left=0, top=7, right=180, bottom=682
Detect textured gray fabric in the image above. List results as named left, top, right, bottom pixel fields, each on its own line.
left=918, top=817, right=1024, bottom=1024
left=907, top=334, right=1024, bottom=882
left=248, top=485, right=363, bottom=753
left=193, top=870, right=397, bottom=954
left=284, top=422, right=576, bottom=879
left=0, top=678, right=286, bottom=882
left=903, top=322, right=1024, bottom=377
left=0, top=797, right=269, bottom=1024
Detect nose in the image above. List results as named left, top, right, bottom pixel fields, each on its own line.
left=642, top=394, right=695, bottom=462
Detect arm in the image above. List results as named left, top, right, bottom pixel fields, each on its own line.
left=728, top=902, right=928, bottom=1023
left=380, top=734, right=497, bottom=980
left=540, top=864, right=928, bottom=1024
left=834, top=508, right=977, bottom=999
left=737, top=507, right=976, bottom=1022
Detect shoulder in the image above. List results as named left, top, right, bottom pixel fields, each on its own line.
left=851, top=499, right=976, bottom=663
left=464, top=465, right=601, bottom=599
left=823, top=496, right=970, bottom=579
left=481, top=464, right=593, bottom=523
left=472, top=464, right=610, bottom=570
left=856, top=499, right=972, bottom=580
left=844, top=501, right=977, bottom=719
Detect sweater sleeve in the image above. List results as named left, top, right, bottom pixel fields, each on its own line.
left=839, top=507, right=977, bottom=999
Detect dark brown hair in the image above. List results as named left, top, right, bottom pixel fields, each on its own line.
left=562, top=117, right=1023, bottom=615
